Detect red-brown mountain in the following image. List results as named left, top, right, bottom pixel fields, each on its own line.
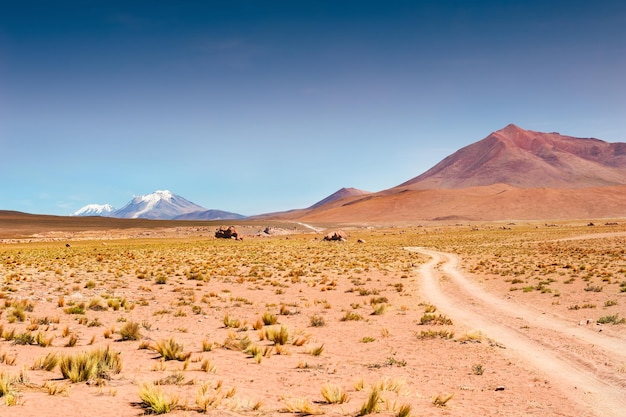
left=399, top=124, right=626, bottom=190
left=308, top=187, right=371, bottom=209
left=285, top=125, right=626, bottom=222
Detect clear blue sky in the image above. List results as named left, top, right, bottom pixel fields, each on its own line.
left=2, top=1, right=625, bottom=216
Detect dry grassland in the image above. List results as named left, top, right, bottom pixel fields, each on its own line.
left=1, top=221, right=625, bottom=416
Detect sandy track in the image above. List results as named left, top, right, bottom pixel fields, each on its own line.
left=407, top=247, right=626, bottom=417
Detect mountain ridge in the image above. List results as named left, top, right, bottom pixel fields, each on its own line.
left=73, top=190, right=245, bottom=220
left=270, top=124, right=626, bottom=222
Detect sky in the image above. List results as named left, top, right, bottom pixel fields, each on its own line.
left=2, top=1, right=626, bottom=216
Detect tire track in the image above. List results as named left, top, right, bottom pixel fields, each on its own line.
left=407, top=247, right=626, bottom=417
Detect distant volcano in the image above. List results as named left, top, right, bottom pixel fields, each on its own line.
left=112, top=190, right=206, bottom=220
left=70, top=204, right=116, bottom=217
left=72, top=190, right=245, bottom=220
left=399, top=124, right=626, bottom=190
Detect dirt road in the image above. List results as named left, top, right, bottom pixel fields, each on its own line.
left=407, top=247, right=626, bottom=417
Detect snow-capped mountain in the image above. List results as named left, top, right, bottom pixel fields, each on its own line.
left=71, top=204, right=116, bottom=217
left=113, top=190, right=207, bottom=220
left=71, top=190, right=246, bottom=220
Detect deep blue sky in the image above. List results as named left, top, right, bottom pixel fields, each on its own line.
left=2, top=1, right=625, bottom=216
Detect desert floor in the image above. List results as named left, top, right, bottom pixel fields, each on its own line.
left=1, top=220, right=625, bottom=416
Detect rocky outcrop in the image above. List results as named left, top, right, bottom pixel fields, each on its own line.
left=215, top=226, right=240, bottom=240
left=323, top=230, right=348, bottom=241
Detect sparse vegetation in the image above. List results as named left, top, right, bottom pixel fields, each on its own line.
left=139, top=383, right=178, bottom=414
left=59, top=346, right=122, bottom=382
left=321, top=382, right=349, bottom=404
left=432, top=393, right=454, bottom=406
left=152, top=338, right=191, bottom=361
left=2, top=222, right=626, bottom=414
left=359, top=388, right=382, bottom=415
left=119, top=321, right=142, bottom=341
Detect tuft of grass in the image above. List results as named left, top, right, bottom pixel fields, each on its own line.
left=321, top=382, right=349, bottom=404
left=371, top=303, right=388, bottom=315
left=416, top=329, right=454, bottom=339
left=432, top=393, right=454, bottom=407
left=353, top=378, right=366, bottom=391
left=284, top=398, right=322, bottom=415
left=64, top=303, right=85, bottom=315
left=35, top=331, right=54, bottom=347
left=309, top=314, right=326, bottom=327
left=264, top=325, right=289, bottom=345
left=65, top=334, right=78, bottom=347
left=340, top=311, right=363, bottom=321
left=13, top=331, right=35, bottom=345
left=32, top=352, right=59, bottom=371
left=139, top=383, right=178, bottom=414
left=423, top=303, right=437, bottom=313
left=118, top=321, right=142, bottom=341
left=195, top=381, right=223, bottom=412
left=0, top=372, right=18, bottom=406
left=44, top=381, right=71, bottom=396
left=419, top=313, right=453, bottom=325
left=457, top=330, right=484, bottom=343
left=358, top=388, right=382, bottom=415
left=60, top=346, right=122, bottom=382
left=201, top=339, right=213, bottom=352
left=308, top=344, right=324, bottom=357
left=597, top=314, right=626, bottom=325
left=472, top=363, right=484, bottom=375
left=200, top=358, right=217, bottom=373
left=152, top=338, right=191, bottom=361
left=261, top=311, right=278, bottom=325
left=223, top=313, right=241, bottom=328
left=397, top=404, right=412, bottom=417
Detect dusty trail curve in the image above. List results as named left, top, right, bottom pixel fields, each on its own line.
left=407, top=247, right=626, bottom=417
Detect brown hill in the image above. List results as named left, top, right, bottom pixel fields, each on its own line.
left=308, top=187, right=371, bottom=209
left=400, top=124, right=626, bottom=189
left=279, top=125, right=626, bottom=223
left=296, top=184, right=626, bottom=223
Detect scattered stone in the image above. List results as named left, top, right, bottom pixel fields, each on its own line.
left=495, top=386, right=505, bottom=391
left=357, top=238, right=366, bottom=243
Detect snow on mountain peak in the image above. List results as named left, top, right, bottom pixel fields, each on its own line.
left=69, top=190, right=244, bottom=220
left=114, top=190, right=208, bottom=219
left=71, top=204, right=116, bottom=217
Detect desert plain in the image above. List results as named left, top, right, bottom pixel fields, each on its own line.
left=1, top=218, right=625, bottom=417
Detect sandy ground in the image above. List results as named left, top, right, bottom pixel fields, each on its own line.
left=0, top=225, right=625, bottom=416
left=408, top=247, right=626, bottom=417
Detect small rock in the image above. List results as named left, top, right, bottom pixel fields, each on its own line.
left=495, top=386, right=505, bottom=391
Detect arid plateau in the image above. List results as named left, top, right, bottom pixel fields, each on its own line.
left=1, top=216, right=625, bottom=416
